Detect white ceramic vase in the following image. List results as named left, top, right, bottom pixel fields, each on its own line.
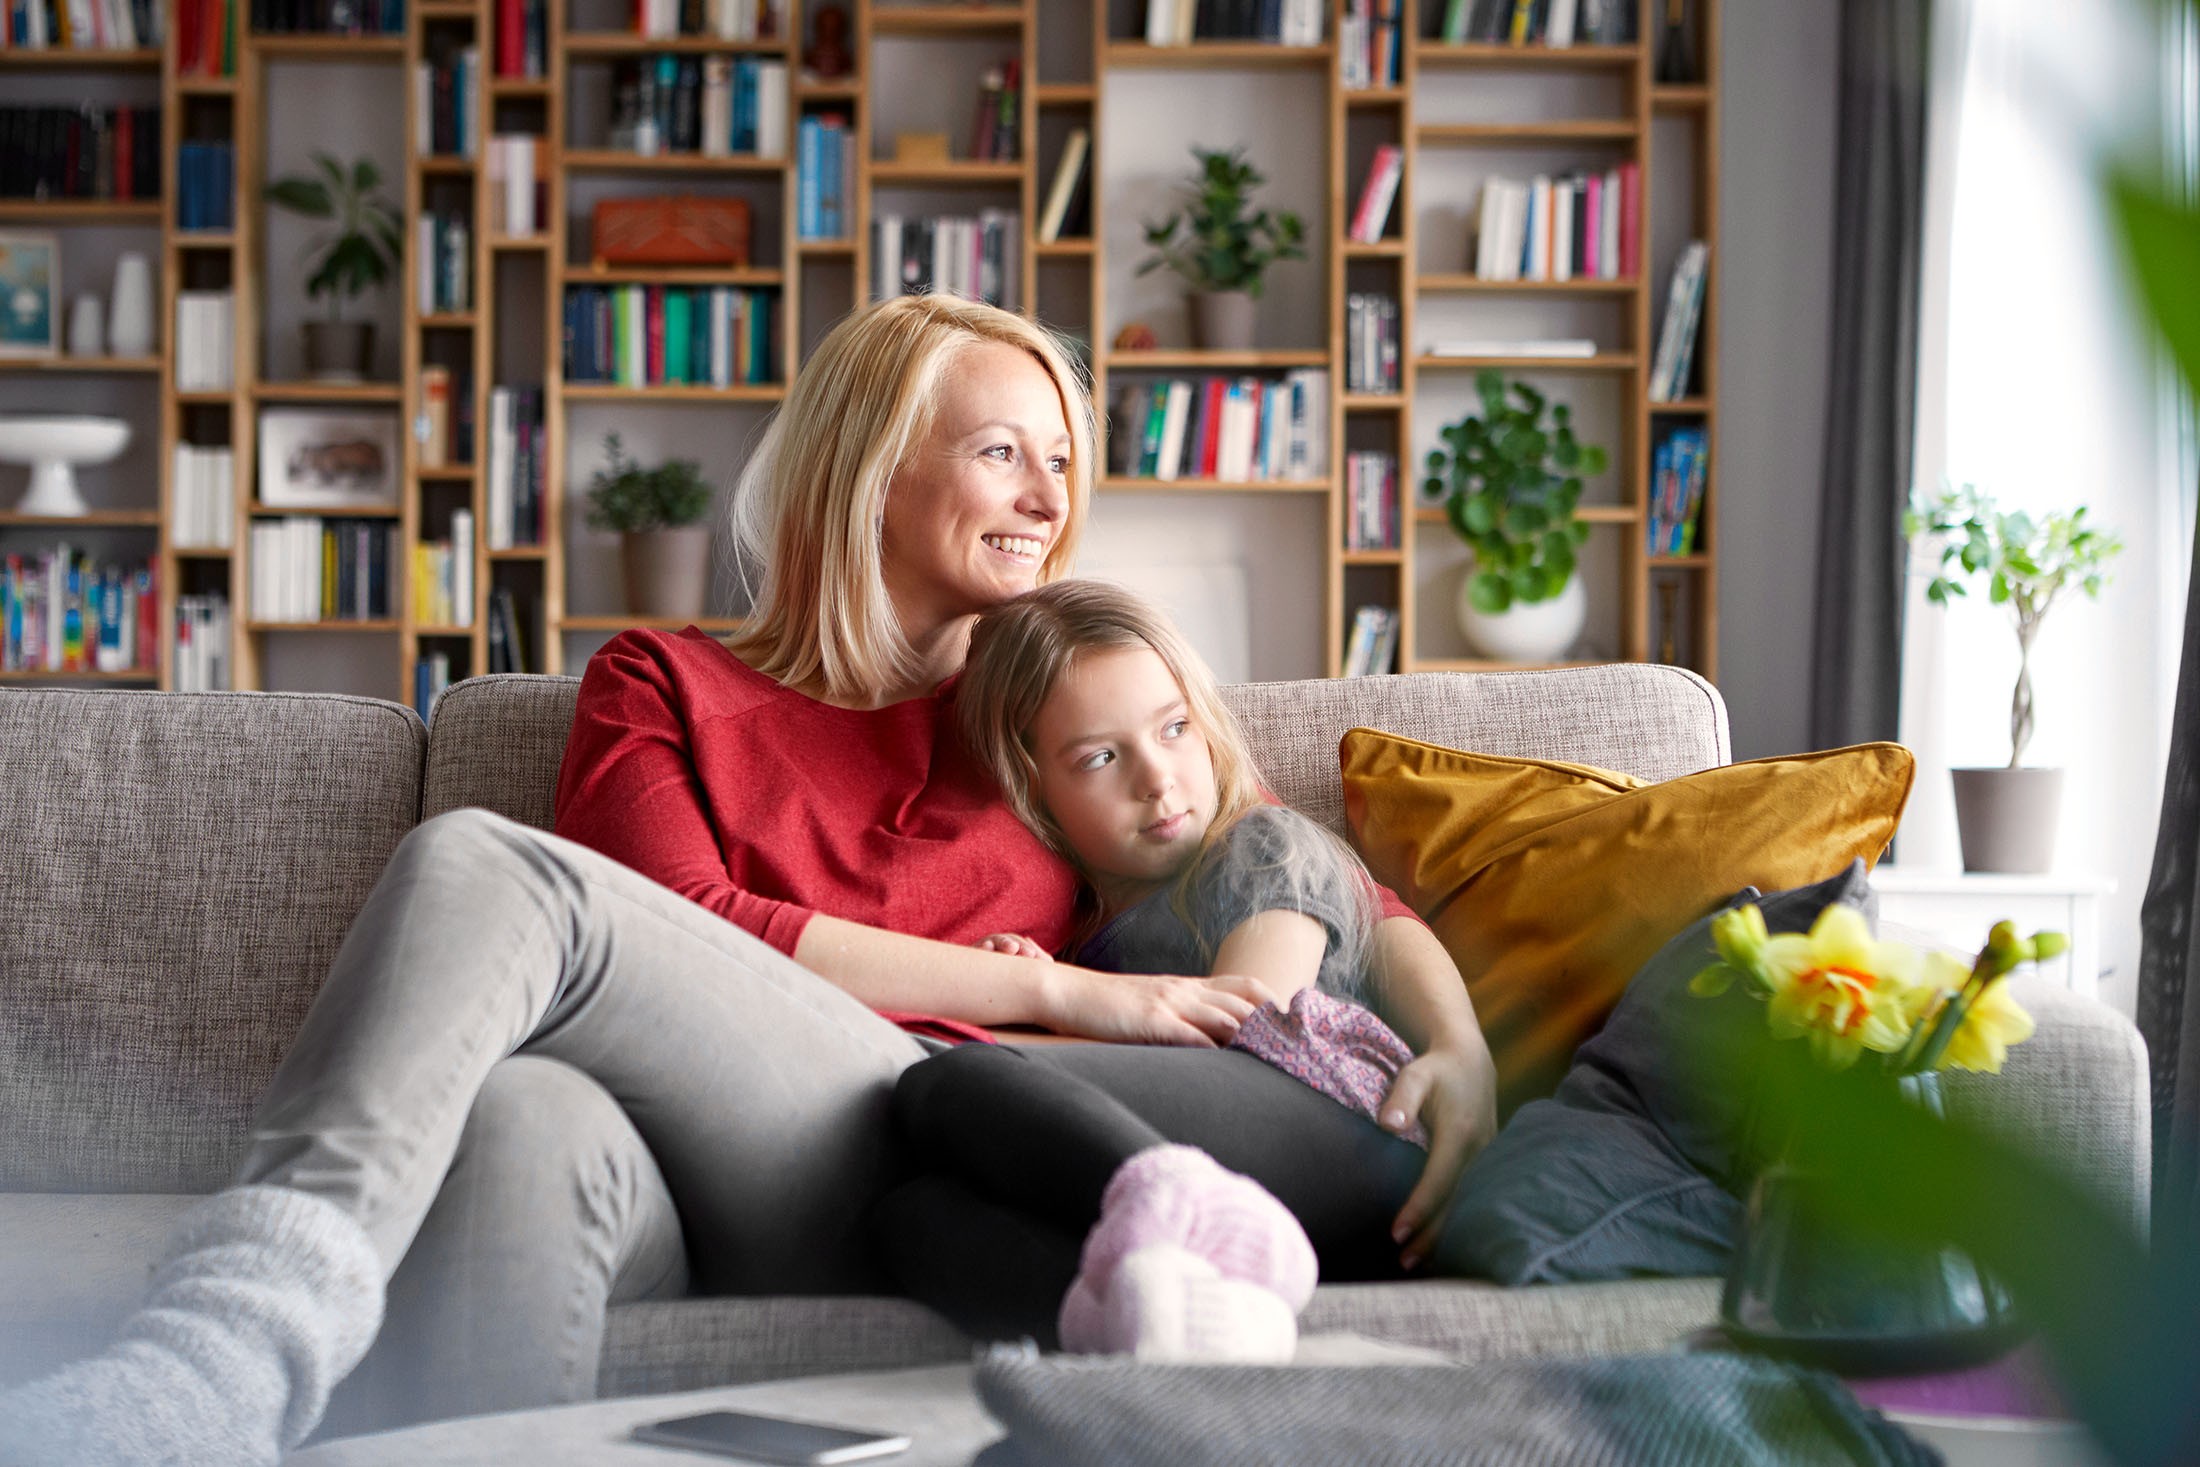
left=67, top=294, right=104, bottom=357
left=108, top=252, right=154, bottom=358
left=1456, top=574, right=1587, bottom=663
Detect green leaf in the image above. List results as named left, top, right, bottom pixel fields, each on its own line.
left=266, top=178, right=334, bottom=217
left=1503, top=503, right=1547, bottom=537
left=1579, top=444, right=1609, bottom=475
left=1990, top=571, right=2011, bottom=604
left=1468, top=570, right=1511, bottom=614
left=2109, top=166, right=2200, bottom=402
left=1570, top=519, right=1591, bottom=546
left=1462, top=492, right=1499, bottom=534
left=1509, top=564, right=1543, bottom=601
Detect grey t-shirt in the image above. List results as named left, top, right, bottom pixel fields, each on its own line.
left=1072, top=805, right=1370, bottom=1005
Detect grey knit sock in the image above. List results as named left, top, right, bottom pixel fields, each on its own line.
left=0, top=1185, right=384, bottom=1467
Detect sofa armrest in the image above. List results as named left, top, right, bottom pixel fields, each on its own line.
left=1937, top=975, right=2151, bottom=1239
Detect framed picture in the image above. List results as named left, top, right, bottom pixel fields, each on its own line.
left=258, top=408, right=402, bottom=509
left=0, top=232, right=59, bottom=359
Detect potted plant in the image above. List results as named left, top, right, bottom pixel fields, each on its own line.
left=265, top=152, right=402, bottom=383
left=1136, top=145, right=1306, bottom=351
left=1423, top=370, right=1607, bottom=662
left=585, top=433, right=718, bottom=620
left=1906, top=482, right=2123, bottom=872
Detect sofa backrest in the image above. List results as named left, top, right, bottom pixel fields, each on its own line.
left=0, top=688, right=425, bottom=1193
left=421, top=663, right=1733, bottom=833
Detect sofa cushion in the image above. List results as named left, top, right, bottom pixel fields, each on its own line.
left=0, top=689, right=424, bottom=1193
left=422, top=675, right=579, bottom=830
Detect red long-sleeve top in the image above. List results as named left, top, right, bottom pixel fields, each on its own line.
left=550, top=627, right=1419, bottom=1031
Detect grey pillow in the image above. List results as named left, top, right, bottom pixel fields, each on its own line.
left=1438, top=862, right=1875, bottom=1285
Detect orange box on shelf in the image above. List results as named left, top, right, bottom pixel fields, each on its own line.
left=589, top=196, right=752, bottom=268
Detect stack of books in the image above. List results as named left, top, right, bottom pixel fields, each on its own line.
left=1345, top=293, right=1399, bottom=393
left=1649, top=240, right=1709, bottom=401
left=170, top=444, right=235, bottom=549
left=175, top=291, right=235, bottom=391
left=1475, top=166, right=1638, bottom=282
left=1339, top=0, right=1400, bottom=87
left=248, top=519, right=399, bottom=623
left=872, top=212, right=1020, bottom=310
left=2, top=549, right=157, bottom=674
left=797, top=113, right=853, bottom=239
left=1344, top=452, right=1399, bottom=551
left=1647, top=426, right=1708, bottom=555
left=0, top=105, right=160, bottom=201
left=610, top=55, right=787, bottom=159
left=485, top=387, right=543, bottom=550
left=1108, top=370, right=1328, bottom=484
left=414, top=46, right=481, bottom=159
left=562, top=285, right=777, bottom=389
left=1343, top=604, right=1400, bottom=676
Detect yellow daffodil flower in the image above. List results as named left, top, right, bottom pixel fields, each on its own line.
left=1915, top=950, right=2038, bottom=1074
left=1755, top=905, right=1935, bottom=1071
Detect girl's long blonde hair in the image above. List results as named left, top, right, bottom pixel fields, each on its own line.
left=725, top=295, right=1096, bottom=704
left=958, top=579, right=1378, bottom=987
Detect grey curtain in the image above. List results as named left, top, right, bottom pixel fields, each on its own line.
left=1808, top=0, right=1934, bottom=751
left=2141, top=521, right=2200, bottom=1235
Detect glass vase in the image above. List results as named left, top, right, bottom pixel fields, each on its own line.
left=1719, top=1069, right=2023, bottom=1374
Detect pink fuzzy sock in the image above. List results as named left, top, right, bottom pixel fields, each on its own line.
left=1056, top=1145, right=1315, bottom=1355
left=1058, top=1244, right=1298, bottom=1362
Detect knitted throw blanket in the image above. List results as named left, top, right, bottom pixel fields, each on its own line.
left=971, top=1348, right=1940, bottom=1467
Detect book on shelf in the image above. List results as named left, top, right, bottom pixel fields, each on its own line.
left=563, top=284, right=776, bottom=388
left=411, top=507, right=474, bottom=627
left=872, top=212, right=1021, bottom=311
left=797, top=111, right=854, bottom=239
left=615, top=54, right=785, bottom=158
left=1649, top=239, right=1709, bottom=401
left=2, top=0, right=165, bottom=49
left=1108, top=369, right=1328, bottom=484
left=170, top=443, right=236, bottom=549
left=414, top=649, right=451, bottom=720
left=1338, top=0, right=1400, bottom=88
left=1143, top=0, right=1324, bottom=45
left=484, top=387, right=543, bottom=551
left=486, top=584, right=528, bottom=674
left=175, top=0, right=238, bottom=76
left=628, top=0, right=781, bottom=41
left=174, top=290, right=235, bottom=391
left=1427, top=338, right=1597, bottom=358
left=1344, top=451, right=1399, bottom=551
left=1037, top=128, right=1089, bottom=244
left=176, top=142, right=236, bottom=232
left=173, top=592, right=229, bottom=692
left=1343, top=604, right=1399, bottom=677
left=247, top=517, right=398, bottom=624
left=1, top=548, right=157, bottom=675
left=1345, top=292, right=1399, bottom=393
left=1441, top=0, right=1631, bottom=44
left=414, top=213, right=471, bottom=316
left=417, top=365, right=452, bottom=468
left=0, top=104, right=160, bottom=202
left=1647, top=425, right=1708, bottom=555
left=1474, top=165, right=1637, bottom=283
left=249, top=0, right=404, bottom=34
left=414, top=46, right=480, bottom=159
left=493, top=0, right=546, bottom=76
left=967, top=60, right=1019, bottom=163
left=1348, top=144, right=1403, bottom=244
left=486, top=133, right=546, bottom=237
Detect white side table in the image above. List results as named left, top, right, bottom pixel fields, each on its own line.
left=1868, top=868, right=2113, bottom=999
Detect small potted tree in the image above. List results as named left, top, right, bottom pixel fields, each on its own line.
left=1424, top=370, right=1607, bottom=662
left=265, top=153, right=402, bottom=382
left=585, top=433, right=718, bottom=620
left=1906, top=482, right=2124, bottom=872
left=1137, top=145, right=1306, bottom=351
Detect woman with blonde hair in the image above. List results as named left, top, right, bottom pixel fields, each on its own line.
left=1, top=295, right=1495, bottom=1466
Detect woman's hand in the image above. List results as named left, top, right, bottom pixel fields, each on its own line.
left=1039, top=964, right=1259, bottom=1047
left=1379, top=1040, right=1499, bottom=1270
left=976, top=933, right=1053, bottom=961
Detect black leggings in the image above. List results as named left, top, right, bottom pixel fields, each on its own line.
left=873, top=1042, right=1429, bottom=1344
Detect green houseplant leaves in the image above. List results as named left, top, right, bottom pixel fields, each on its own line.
left=1135, top=146, right=1307, bottom=298
left=1425, top=370, right=1609, bottom=612
left=584, top=433, right=714, bottom=533
left=265, top=152, right=403, bottom=323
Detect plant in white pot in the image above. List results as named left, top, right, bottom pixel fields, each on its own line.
left=1424, top=370, right=1607, bottom=663
left=1906, top=482, right=2123, bottom=873
left=586, top=433, right=717, bottom=621
left=1136, top=146, right=1306, bottom=352
left=265, top=153, right=401, bottom=383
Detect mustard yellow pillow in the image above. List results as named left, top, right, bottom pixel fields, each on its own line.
left=1340, top=730, right=1914, bottom=1114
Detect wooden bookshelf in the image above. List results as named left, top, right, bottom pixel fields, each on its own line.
left=0, top=0, right=1716, bottom=699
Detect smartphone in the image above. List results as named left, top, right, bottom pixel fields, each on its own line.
left=630, top=1408, right=912, bottom=1465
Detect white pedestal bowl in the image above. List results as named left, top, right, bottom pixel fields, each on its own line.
left=0, top=415, right=132, bottom=517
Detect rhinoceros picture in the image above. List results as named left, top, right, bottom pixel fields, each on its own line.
left=258, top=408, right=401, bottom=508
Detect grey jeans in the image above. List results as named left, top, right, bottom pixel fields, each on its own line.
left=236, top=807, right=925, bottom=1430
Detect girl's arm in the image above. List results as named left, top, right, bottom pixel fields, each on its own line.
left=794, top=912, right=1257, bottom=1047
left=1209, top=910, right=1328, bottom=1006
left=1366, top=916, right=1500, bottom=1268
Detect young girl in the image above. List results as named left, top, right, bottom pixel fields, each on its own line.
left=874, top=580, right=1440, bottom=1362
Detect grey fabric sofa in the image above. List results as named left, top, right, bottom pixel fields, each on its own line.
left=0, top=666, right=2150, bottom=1404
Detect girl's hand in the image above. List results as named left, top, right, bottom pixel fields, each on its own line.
left=976, top=933, right=1053, bottom=961
left=1040, top=965, right=1258, bottom=1047
left=1381, top=1041, right=1499, bottom=1270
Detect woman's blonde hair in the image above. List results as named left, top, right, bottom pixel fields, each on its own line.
left=725, top=295, right=1096, bottom=703
left=958, top=580, right=1378, bottom=986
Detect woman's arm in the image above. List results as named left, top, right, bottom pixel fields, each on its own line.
left=795, top=913, right=1256, bottom=1046
left=1366, top=916, right=1500, bottom=1268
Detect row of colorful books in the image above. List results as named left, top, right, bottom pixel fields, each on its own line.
left=1475, top=165, right=1640, bottom=283
left=796, top=113, right=854, bottom=240
left=1439, top=0, right=1635, bottom=45
left=1339, top=0, right=1400, bottom=88
left=176, top=142, right=235, bottom=232
left=608, top=55, right=788, bottom=160
left=248, top=518, right=399, bottom=624
left=415, top=48, right=482, bottom=161
left=561, top=285, right=778, bottom=389
left=484, top=386, right=544, bottom=551
left=412, top=510, right=473, bottom=627
left=1647, top=426, right=1708, bottom=556
left=172, top=0, right=234, bottom=76
left=415, top=212, right=472, bottom=316
left=2, top=0, right=161, bottom=50
left=1, top=549, right=156, bottom=674
left=0, top=106, right=160, bottom=202
left=1344, top=451, right=1400, bottom=551
left=1345, top=292, right=1400, bottom=395
left=626, top=0, right=780, bottom=42
left=1343, top=604, right=1400, bottom=677
left=873, top=213, right=1021, bottom=312
left=175, top=592, right=230, bottom=692
left=1649, top=239, right=1708, bottom=402
left=172, top=444, right=235, bottom=550
left=1108, top=370, right=1330, bottom=484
